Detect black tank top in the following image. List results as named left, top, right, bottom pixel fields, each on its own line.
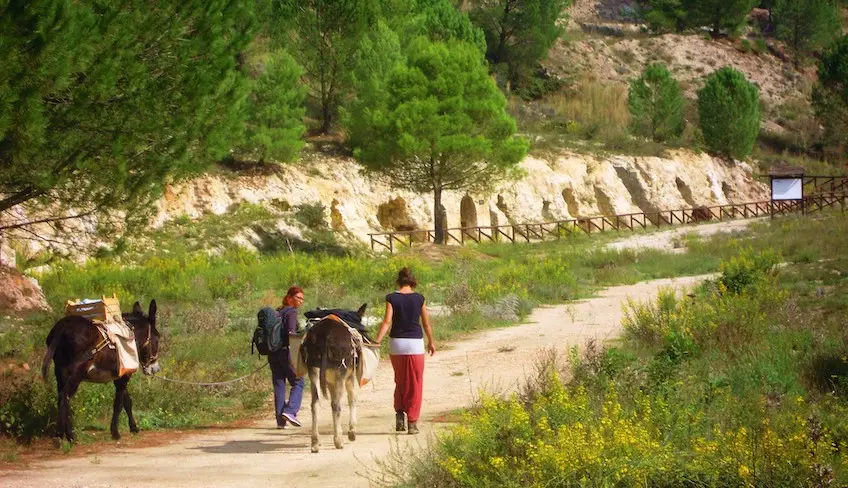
left=386, top=292, right=425, bottom=339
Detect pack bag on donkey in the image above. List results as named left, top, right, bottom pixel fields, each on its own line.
left=252, top=307, right=285, bottom=355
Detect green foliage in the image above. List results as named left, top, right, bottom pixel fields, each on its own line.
left=238, top=50, right=306, bottom=163
left=773, top=0, right=841, bottom=65
left=274, top=0, right=377, bottom=134
left=812, top=36, right=848, bottom=157
left=642, top=0, right=757, bottom=36
left=642, top=0, right=688, bottom=32
left=294, top=202, right=328, bottom=229
left=628, top=63, right=685, bottom=143
left=469, top=0, right=572, bottom=89
left=386, top=0, right=486, bottom=52
left=697, top=67, right=760, bottom=159
left=719, top=247, right=780, bottom=294
left=0, top=0, right=257, bottom=223
left=348, top=37, right=528, bottom=243
left=688, top=0, right=758, bottom=37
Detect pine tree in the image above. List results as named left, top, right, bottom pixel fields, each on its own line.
left=275, top=0, right=378, bottom=134
left=628, top=64, right=685, bottom=143
left=470, top=0, right=572, bottom=87
left=773, top=0, right=840, bottom=66
left=689, top=0, right=758, bottom=37
left=349, top=38, right=528, bottom=244
left=239, top=50, right=306, bottom=164
left=812, top=35, right=848, bottom=156
left=0, top=0, right=257, bottom=231
left=697, top=67, right=761, bottom=160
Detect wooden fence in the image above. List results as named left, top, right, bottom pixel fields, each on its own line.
left=805, top=176, right=848, bottom=194
left=368, top=193, right=848, bottom=253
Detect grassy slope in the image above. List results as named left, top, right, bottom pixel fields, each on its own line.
left=1, top=206, right=754, bottom=448
left=389, top=212, right=848, bottom=487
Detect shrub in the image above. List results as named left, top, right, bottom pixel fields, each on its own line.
left=628, top=63, right=685, bottom=142
left=719, top=247, right=779, bottom=294
left=697, top=67, right=760, bottom=159
left=294, top=202, right=328, bottom=229
left=812, top=36, right=848, bottom=157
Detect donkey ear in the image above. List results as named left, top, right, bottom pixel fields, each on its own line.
left=356, top=303, right=367, bottom=318
left=132, top=301, right=143, bottom=315
left=148, top=299, right=157, bottom=325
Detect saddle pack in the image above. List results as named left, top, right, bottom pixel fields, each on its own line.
left=251, top=306, right=284, bottom=356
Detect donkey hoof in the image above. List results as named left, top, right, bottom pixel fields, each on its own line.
left=111, top=431, right=121, bottom=441
left=52, top=437, right=62, bottom=449
left=348, top=432, right=356, bottom=441
left=130, top=426, right=140, bottom=434
left=334, top=439, right=344, bottom=449
left=311, top=445, right=320, bottom=453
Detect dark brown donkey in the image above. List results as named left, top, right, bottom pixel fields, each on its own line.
left=41, top=300, right=161, bottom=442
left=299, top=304, right=366, bottom=453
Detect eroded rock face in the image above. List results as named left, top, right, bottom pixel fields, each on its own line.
left=154, top=149, right=766, bottom=240
left=8, top=148, right=768, bottom=257
left=0, top=266, right=51, bottom=314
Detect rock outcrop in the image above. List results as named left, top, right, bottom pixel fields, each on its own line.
left=0, top=265, right=51, bottom=314
left=154, top=149, right=767, bottom=243
left=5, top=149, right=767, bottom=257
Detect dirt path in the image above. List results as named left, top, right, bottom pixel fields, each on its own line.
left=605, top=218, right=762, bottom=253
left=0, top=274, right=714, bottom=488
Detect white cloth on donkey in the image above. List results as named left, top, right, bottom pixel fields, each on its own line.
left=67, top=297, right=140, bottom=377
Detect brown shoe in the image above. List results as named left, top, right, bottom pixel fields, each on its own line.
left=407, top=421, right=419, bottom=435
left=395, top=412, right=406, bottom=432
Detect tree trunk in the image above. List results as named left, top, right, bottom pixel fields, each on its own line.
left=433, top=186, right=446, bottom=245
left=320, top=99, right=332, bottom=135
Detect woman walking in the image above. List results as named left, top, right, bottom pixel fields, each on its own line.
left=375, top=268, right=435, bottom=434
left=271, top=286, right=306, bottom=428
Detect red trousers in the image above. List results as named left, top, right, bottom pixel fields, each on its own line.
left=390, top=354, right=425, bottom=422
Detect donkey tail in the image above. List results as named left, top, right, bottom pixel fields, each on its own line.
left=319, top=335, right=330, bottom=400
left=42, top=328, right=62, bottom=381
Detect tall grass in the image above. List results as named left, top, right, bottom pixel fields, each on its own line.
left=550, top=78, right=631, bottom=136
left=2, top=211, right=845, bottom=449
left=383, top=213, right=848, bottom=487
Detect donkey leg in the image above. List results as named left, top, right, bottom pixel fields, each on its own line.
left=54, top=369, right=68, bottom=442
left=111, top=376, right=129, bottom=440
left=123, top=385, right=139, bottom=434
left=62, top=371, right=85, bottom=443
left=309, top=368, right=320, bottom=453
left=332, top=376, right=344, bottom=449
left=346, top=373, right=357, bottom=442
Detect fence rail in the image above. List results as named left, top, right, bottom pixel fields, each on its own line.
left=805, top=176, right=848, bottom=194
left=368, top=194, right=848, bottom=253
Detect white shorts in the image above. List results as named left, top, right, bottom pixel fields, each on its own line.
left=389, top=337, right=425, bottom=355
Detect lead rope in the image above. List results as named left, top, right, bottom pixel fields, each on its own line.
left=148, top=361, right=269, bottom=387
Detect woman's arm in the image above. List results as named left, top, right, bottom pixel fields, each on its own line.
left=284, top=308, right=299, bottom=335
left=421, top=303, right=435, bottom=356
left=375, top=302, right=393, bottom=343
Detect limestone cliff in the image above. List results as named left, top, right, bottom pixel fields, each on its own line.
left=5, top=149, right=767, bottom=259
left=155, top=149, right=767, bottom=242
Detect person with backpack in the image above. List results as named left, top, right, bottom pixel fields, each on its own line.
left=271, top=286, right=305, bottom=429
left=374, top=268, right=435, bottom=435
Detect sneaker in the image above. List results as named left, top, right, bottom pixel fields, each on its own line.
left=281, top=412, right=302, bottom=427
left=407, top=421, right=419, bottom=435
left=395, top=412, right=406, bottom=432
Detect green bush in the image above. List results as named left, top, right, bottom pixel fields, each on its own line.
left=697, top=67, right=761, bottom=159
left=812, top=36, right=848, bottom=157
left=294, top=202, right=328, bottom=229
left=628, top=63, right=685, bottom=142
left=719, top=247, right=779, bottom=294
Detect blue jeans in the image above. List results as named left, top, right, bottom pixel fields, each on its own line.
left=269, top=349, right=304, bottom=424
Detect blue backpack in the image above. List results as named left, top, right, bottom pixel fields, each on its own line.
left=251, top=307, right=283, bottom=355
